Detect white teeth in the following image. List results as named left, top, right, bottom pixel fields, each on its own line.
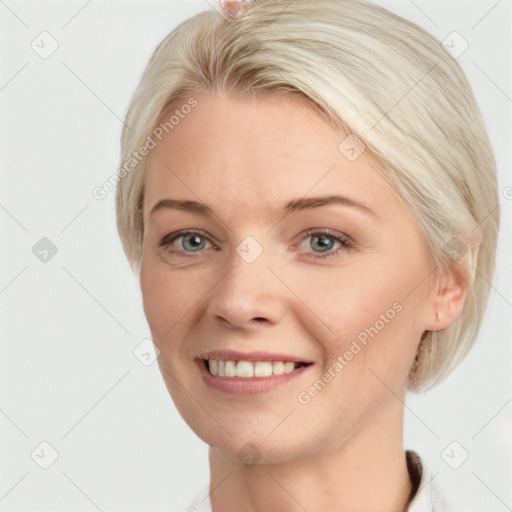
left=272, top=361, right=285, bottom=375
left=224, top=360, right=237, bottom=377
left=284, top=362, right=295, bottom=373
left=254, top=362, right=273, bottom=377
left=207, top=359, right=306, bottom=378
left=236, top=361, right=254, bottom=377
left=209, top=360, right=218, bottom=375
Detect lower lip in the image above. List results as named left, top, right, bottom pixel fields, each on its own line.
left=197, top=360, right=313, bottom=395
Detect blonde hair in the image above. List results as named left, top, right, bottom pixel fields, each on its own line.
left=115, top=0, right=500, bottom=390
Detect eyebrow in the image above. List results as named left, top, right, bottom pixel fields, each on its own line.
left=149, top=194, right=378, bottom=220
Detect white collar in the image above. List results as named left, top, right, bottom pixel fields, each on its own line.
left=189, top=451, right=448, bottom=512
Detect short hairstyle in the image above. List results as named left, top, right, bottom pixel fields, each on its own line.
left=115, top=0, right=500, bottom=391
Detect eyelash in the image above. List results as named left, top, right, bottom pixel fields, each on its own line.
left=158, top=228, right=353, bottom=259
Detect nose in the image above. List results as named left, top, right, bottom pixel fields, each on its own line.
left=207, top=246, right=284, bottom=329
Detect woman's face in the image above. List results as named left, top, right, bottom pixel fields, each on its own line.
left=140, top=93, right=436, bottom=464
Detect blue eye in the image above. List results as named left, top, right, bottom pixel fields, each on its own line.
left=303, top=229, right=352, bottom=258
left=159, top=230, right=213, bottom=254
left=159, top=228, right=352, bottom=258
left=181, top=234, right=207, bottom=252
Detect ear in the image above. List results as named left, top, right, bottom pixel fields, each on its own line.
left=424, top=261, right=472, bottom=332
left=424, top=225, right=483, bottom=332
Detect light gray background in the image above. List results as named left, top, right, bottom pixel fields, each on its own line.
left=0, top=0, right=511, bottom=510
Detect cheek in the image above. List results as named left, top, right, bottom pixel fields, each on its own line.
left=140, top=262, right=167, bottom=332
left=139, top=260, right=194, bottom=337
left=289, top=256, right=414, bottom=331
left=286, top=253, right=424, bottom=380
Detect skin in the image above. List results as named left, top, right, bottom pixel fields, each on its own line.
left=139, top=92, right=470, bottom=512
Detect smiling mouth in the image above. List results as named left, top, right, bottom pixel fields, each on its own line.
left=203, top=359, right=312, bottom=378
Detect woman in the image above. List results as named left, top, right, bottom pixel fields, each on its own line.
left=115, top=1, right=500, bottom=510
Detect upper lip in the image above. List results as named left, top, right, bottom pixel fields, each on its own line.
left=196, top=349, right=313, bottom=364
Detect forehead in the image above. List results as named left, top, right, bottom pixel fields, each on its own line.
left=142, top=93, right=394, bottom=224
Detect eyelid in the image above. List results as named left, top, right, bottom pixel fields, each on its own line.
left=297, top=228, right=354, bottom=258
left=303, top=227, right=353, bottom=245
left=159, top=229, right=215, bottom=248
left=158, top=227, right=355, bottom=257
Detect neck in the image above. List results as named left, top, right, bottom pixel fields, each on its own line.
left=208, top=398, right=413, bottom=512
